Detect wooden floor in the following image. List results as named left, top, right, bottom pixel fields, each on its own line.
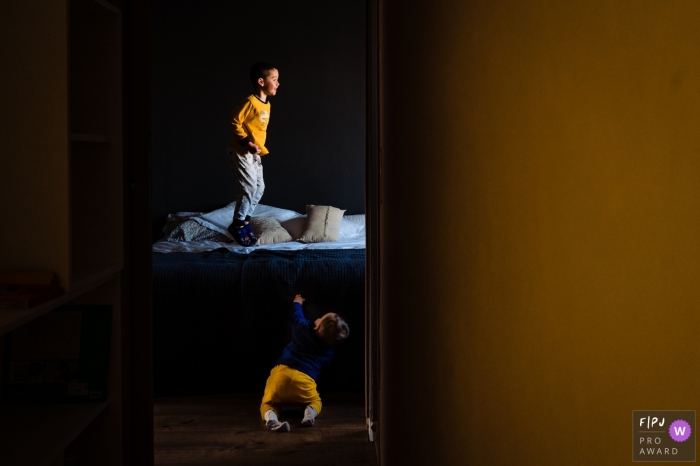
left=154, top=392, right=377, bottom=466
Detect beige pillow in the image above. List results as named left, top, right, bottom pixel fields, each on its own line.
left=250, top=217, right=292, bottom=245
left=279, top=216, right=307, bottom=241
left=297, top=205, right=345, bottom=243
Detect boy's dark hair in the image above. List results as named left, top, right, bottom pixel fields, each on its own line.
left=316, top=313, right=349, bottom=348
left=250, top=62, right=277, bottom=88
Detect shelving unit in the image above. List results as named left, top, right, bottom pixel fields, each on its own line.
left=0, top=267, right=121, bottom=337
left=0, top=401, right=110, bottom=466
left=0, top=0, right=124, bottom=464
left=69, top=0, right=123, bottom=291
left=0, top=0, right=123, bottom=293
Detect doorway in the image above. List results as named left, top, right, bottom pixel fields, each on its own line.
left=127, top=0, right=379, bottom=464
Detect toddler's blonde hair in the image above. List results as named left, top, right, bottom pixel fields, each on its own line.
left=316, top=313, right=349, bottom=348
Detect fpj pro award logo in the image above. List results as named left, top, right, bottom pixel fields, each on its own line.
left=633, top=410, right=695, bottom=462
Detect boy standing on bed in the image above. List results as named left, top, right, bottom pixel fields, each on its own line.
left=227, top=62, right=280, bottom=246
left=261, top=294, right=350, bottom=432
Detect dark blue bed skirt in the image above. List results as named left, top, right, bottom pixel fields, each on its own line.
left=152, top=248, right=365, bottom=396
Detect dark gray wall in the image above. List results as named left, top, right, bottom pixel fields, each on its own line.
left=151, top=0, right=366, bottom=240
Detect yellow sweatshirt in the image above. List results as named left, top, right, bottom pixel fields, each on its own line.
left=228, top=95, right=271, bottom=155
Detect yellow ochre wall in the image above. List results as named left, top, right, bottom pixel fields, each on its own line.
left=379, top=1, right=700, bottom=464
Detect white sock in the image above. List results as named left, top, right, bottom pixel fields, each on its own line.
left=301, top=406, right=317, bottom=426
left=264, top=410, right=290, bottom=432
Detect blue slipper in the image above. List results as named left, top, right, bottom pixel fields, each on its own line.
left=245, top=222, right=258, bottom=243
left=228, top=223, right=255, bottom=246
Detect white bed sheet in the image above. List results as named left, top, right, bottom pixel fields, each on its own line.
left=153, top=203, right=365, bottom=254
left=152, top=235, right=365, bottom=254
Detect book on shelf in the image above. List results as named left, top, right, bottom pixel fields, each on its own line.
left=0, top=271, right=64, bottom=309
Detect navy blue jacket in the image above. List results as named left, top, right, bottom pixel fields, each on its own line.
left=275, top=303, right=334, bottom=381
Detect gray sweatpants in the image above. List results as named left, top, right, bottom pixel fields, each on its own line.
left=227, top=147, right=265, bottom=223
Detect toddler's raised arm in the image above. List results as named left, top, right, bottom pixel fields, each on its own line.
left=290, top=294, right=308, bottom=328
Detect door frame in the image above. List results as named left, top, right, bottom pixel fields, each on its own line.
left=125, top=1, right=380, bottom=463
left=365, top=0, right=380, bottom=453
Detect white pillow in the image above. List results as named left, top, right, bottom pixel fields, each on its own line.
left=250, top=204, right=303, bottom=222
left=344, top=214, right=365, bottom=226
left=193, top=202, right=302, bottom=238
left=338, top=216, right=365, bottom=240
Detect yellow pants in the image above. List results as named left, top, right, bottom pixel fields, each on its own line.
left=260, top=364, right=322, bottom=420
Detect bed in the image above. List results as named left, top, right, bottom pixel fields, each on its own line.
left=152, top=203, right=366, bottom=396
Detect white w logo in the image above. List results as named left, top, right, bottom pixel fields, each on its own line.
left=674, top=426, right=686, bottom=436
